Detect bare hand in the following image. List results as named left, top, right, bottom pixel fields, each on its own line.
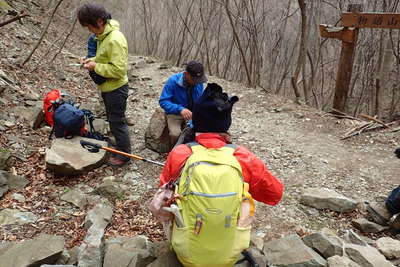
left=79, top=57, right=87, bottom=64
left=180, top=108, right=192, bottom=121
left=83, top=61, right=96, bottom=71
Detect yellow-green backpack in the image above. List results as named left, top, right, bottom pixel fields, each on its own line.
left=171, top=142, right=251, bottom=267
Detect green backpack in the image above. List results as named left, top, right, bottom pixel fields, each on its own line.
left=172, top=143, right=251, bottom=267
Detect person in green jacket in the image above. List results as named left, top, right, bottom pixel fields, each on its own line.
left=78, top=3, right=131, bottom=167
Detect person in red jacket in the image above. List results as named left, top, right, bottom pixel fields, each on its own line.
left=159, top=83, right=283, bottom=206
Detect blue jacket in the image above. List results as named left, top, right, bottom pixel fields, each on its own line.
left=159, top=72, right=204, bottom=114
left=87, top=34, right=97, bottom=58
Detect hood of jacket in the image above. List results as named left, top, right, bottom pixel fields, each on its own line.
left=97, top=19, right=120, bottom=41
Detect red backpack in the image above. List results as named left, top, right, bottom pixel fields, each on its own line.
left=43, top=89, right=62, bottom=126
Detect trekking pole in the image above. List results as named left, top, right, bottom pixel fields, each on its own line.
left=80, top=140, right=165, bottom=166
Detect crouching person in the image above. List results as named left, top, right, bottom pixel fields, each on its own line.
left=158, top=83, right=284, bottom=267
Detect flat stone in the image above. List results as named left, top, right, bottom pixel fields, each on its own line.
left=11, top=193, right=26, bottom=202
left=0, top=234, right=65, bottom=267
left=300, top=188, right=358, bottom=212
left=263, top=234, right=326, bottom=267
left=376, top=237, right=400, bottom=260
left=45, top=137, right=107, bottom=175
left=103, top=236, right=155, bottom=267
left=0, top=148, right=10, bottom=170
left=0, top=170, right=30, bottom=189
left=345, top=244, right=395, bottom=267
left=61, top=188, right=87, bottom=208
left=0, top=209, right=38, bottom=225
left=327, top=255, right=361, bottom=267
left=303, top=232, right=344, bottom=258
left=351, top=218, right=388, bottom=233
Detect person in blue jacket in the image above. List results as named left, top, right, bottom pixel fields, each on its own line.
left=159, top=61, right=207, bottom=146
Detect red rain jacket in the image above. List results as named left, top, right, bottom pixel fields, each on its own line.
left=159, top=133, right=284, bottom=205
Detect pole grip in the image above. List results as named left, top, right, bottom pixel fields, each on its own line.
left=80, top=140, right=102, bottom=153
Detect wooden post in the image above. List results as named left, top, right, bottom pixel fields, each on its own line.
left=332, top=3, right=363, bottom=112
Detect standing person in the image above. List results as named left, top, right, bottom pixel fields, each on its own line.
left=158, top=83, right=284, bottom=266
left=159, top=61, right=207, bottom=147
left=77, top=3, right=131, bottom=167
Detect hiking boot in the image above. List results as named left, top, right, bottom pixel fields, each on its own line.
left=107, top=156, right=130, bottom=167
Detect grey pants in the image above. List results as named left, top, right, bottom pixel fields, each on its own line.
left=102, top=84, right=131, bottom=160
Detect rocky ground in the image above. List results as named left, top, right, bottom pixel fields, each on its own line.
left=1, top=0, right=400, bottom=266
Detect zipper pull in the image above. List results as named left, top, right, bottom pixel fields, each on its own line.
left=194, top=214, right=203, bottom=235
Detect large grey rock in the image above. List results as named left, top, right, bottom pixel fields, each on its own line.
left=0, top=234, right=65, bottom=267
left=1, top=170, right=30, bottom=189
left=327, top=256, right=360, bottom=267
left=303, top=232, right=344, bottom=258
left=345, top=244, right=395, bottom=267
left=103, top=236, right=155, bottom=267
left=61, top=188, right=88, bottom=208
left=263, top=234, right=327, bottom=267
left=145, top=108, right=171, bottom=153
left=46, top=137, right=107, bottom=175
left=351, top=218, right=388, bottom=233
left=78, top=203, right=113, bottom=267
left=300, top=188, right=358, bottom=212
left=41, top=265, right=76, bottom=267
left=376, top=237, right=400, bottom=260
left=0, top=148, right=10, bottom=170
left=0, top=208, right=38, bottom=225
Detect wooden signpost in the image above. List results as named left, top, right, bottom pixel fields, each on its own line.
left=320, top=4, right=400, bottom=113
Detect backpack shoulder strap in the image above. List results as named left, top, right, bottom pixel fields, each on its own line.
left=186, top=142, right=199, bottom=148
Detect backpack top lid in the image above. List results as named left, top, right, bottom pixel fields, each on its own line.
left=53, top=102, right=85, bottom=138
left=43, top=89, right=62, bottom=126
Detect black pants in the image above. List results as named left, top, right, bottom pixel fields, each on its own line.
left=102, top=84, right=131, bottom=161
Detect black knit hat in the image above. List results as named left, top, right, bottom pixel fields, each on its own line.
left=192, top=83, right=239, bottom=133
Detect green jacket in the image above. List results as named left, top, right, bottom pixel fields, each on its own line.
left=94, top=19, right=128, bottom=92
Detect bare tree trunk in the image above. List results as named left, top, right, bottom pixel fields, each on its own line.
left=224, top=0, right=252, bottom=86
left=291, top=0, right=307, bottom=103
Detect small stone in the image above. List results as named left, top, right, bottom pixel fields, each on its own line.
left=11, top=193, right=26, bottom=202
left=376, top=237, right=400, bottom=259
